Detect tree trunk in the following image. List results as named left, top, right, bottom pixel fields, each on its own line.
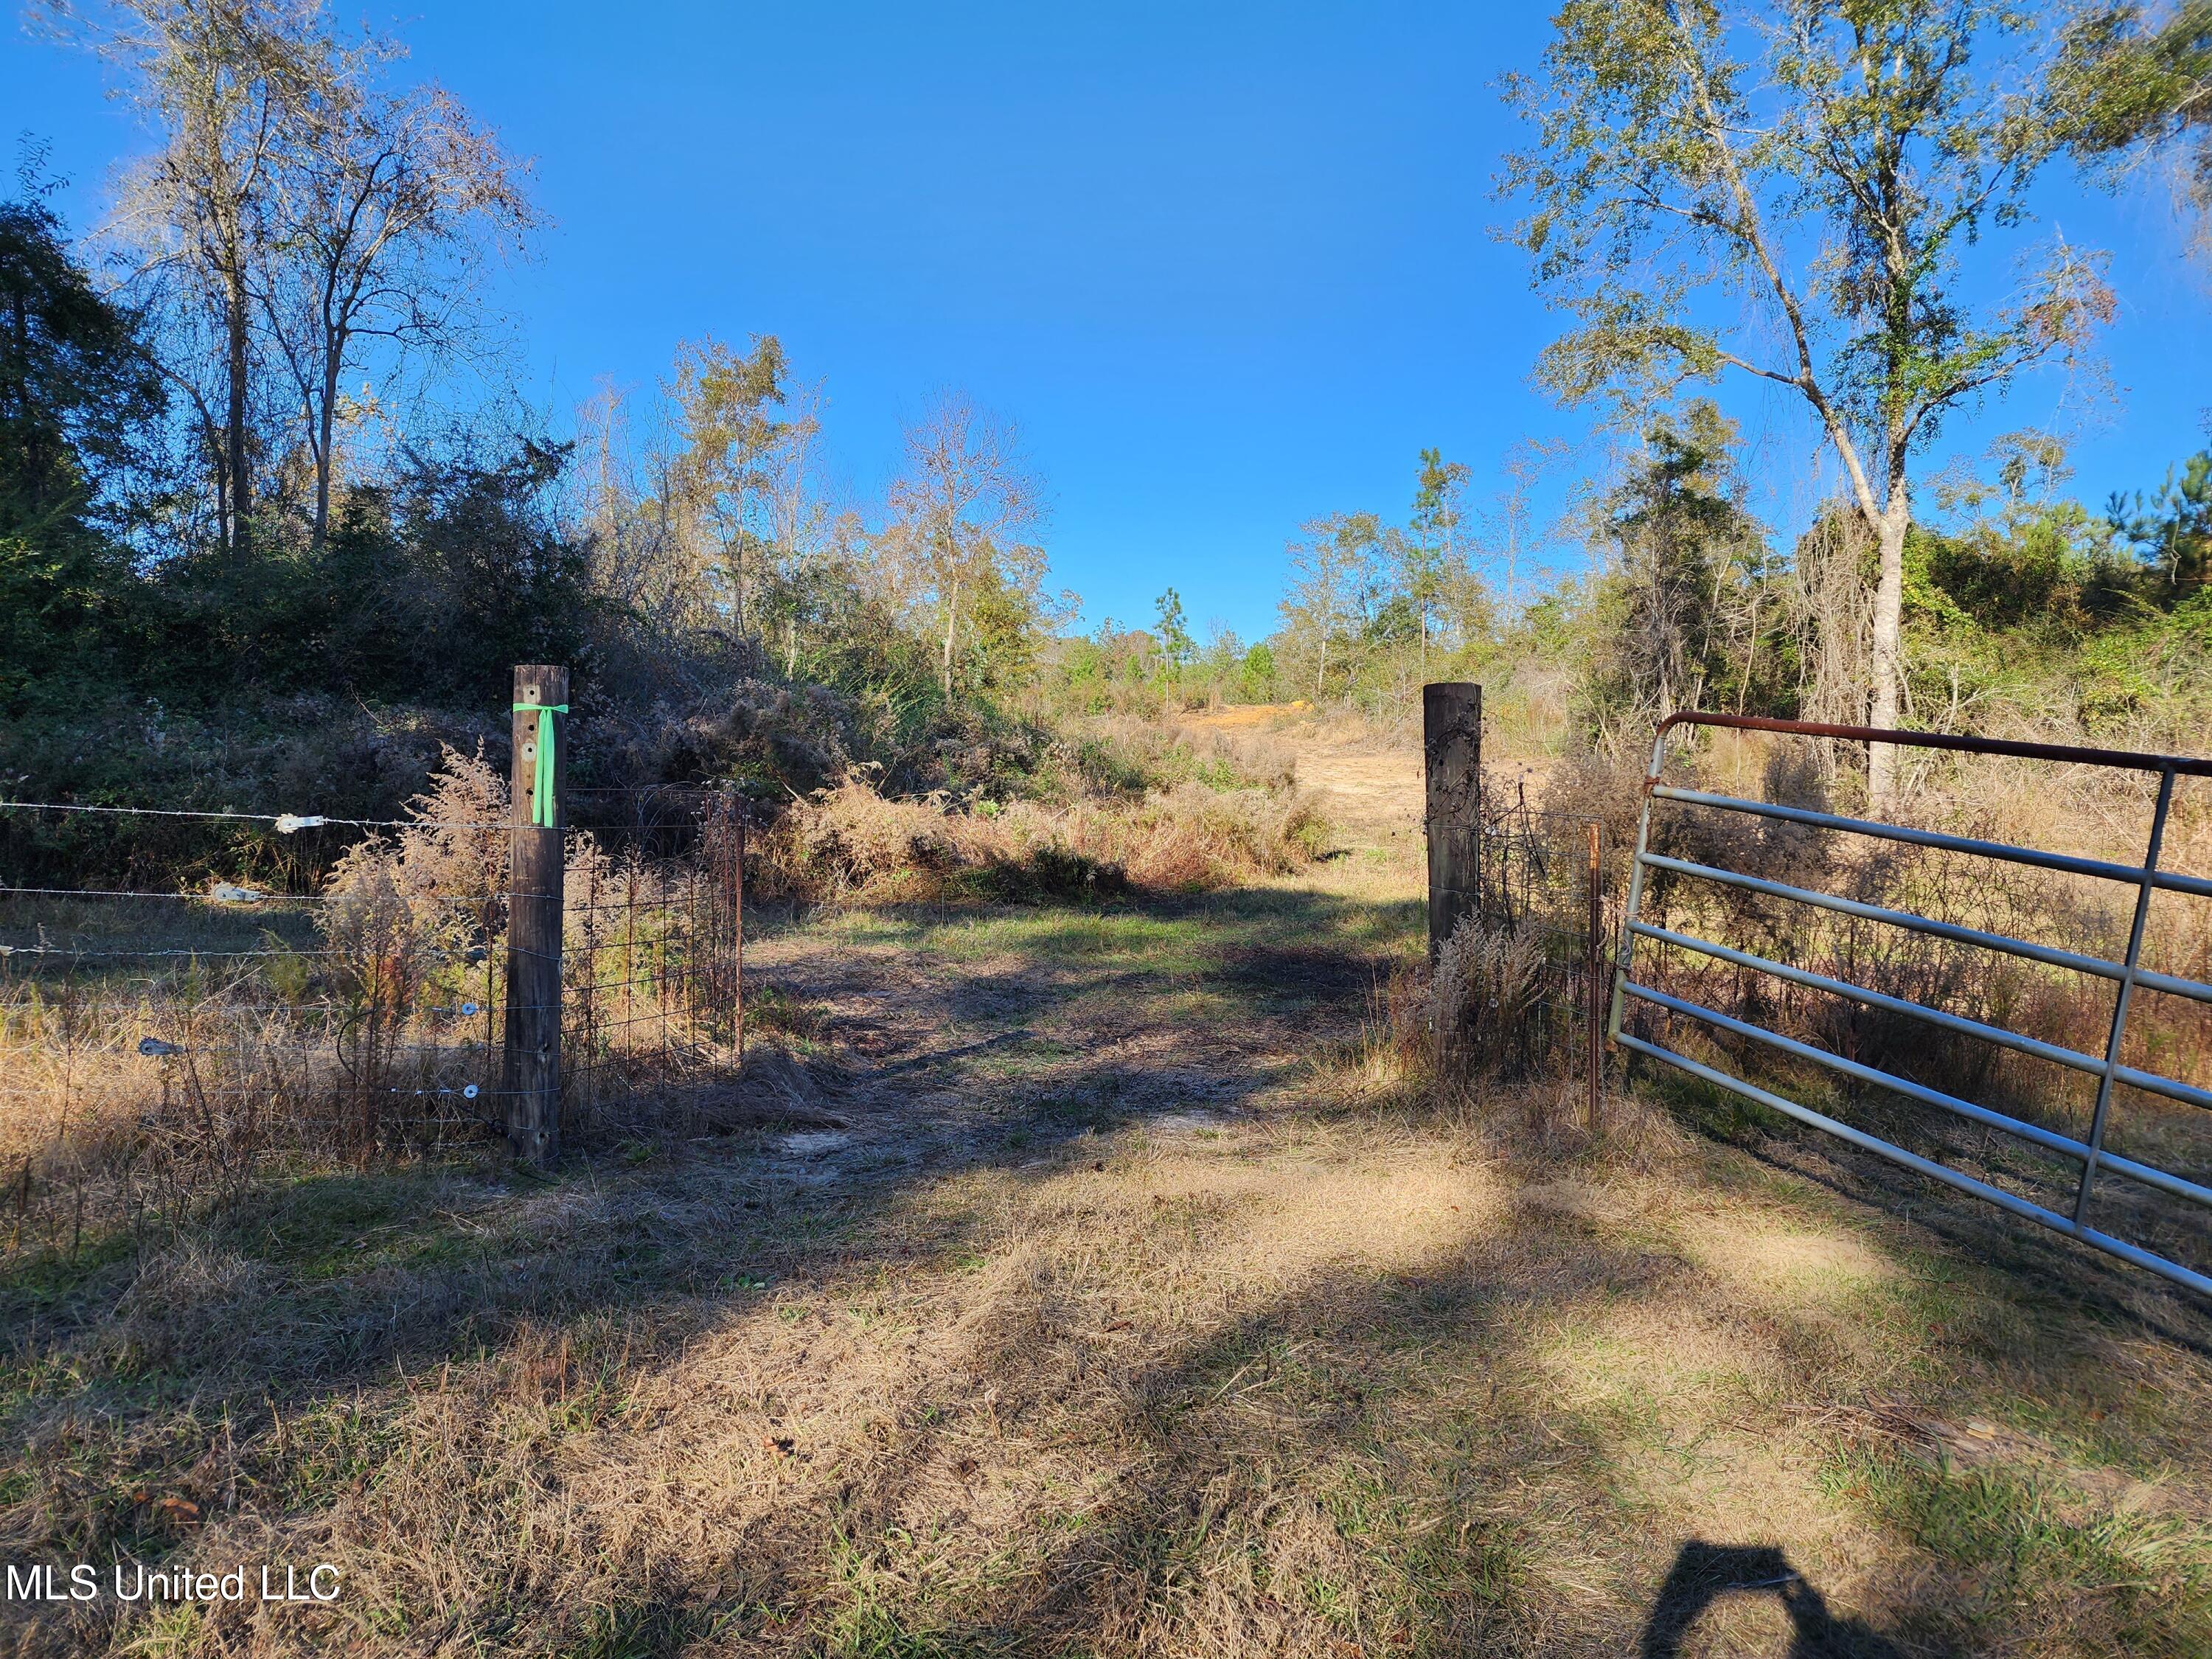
left=940, top=577, right=960, bottom=703
left=1868, top=493, right=1909, bottom=813
left=226, top=259, right=251, bottom=561
left=313, top=332, right=340, bottom=552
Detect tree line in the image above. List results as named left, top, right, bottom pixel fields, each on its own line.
left=7, top=0, right=2212, bottom=820
left=2, top=0, right=1070, bottom=818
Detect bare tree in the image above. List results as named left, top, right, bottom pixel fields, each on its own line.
left=44, top=0, right=329, bottom=558
left=1279, top=512, right=1382, bottom=698
left=1482, top=437, right=1566, bottom=617
left=260, top=62, right=536, bottom=549
left=881, top=394, right=1046, bottom=703
left=44, top=0, right=535, bottom=554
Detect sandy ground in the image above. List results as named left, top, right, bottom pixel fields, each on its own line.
left=1183, top=704, right=1554, bottom=839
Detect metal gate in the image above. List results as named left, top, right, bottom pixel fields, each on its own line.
left=1610, top=712, right=2212, bottom=1296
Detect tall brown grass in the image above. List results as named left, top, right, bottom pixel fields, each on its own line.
left=757, top=776, right=1329, bottom=905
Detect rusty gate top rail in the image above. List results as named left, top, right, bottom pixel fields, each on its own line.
left=1649, top=709, right=2212, bottom=781
left=1613, top=710, right=2212, bottom=1298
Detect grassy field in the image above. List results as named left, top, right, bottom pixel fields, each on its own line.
left=3, top=744, right=2211, bottom=1657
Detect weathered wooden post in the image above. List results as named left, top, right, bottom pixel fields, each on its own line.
left=1586, top=818, right=1603, bottom=1130
left=1423, top=681, right=1481, bottom=959
left=721, top=793, right=745, bottom=1065
left=504, top=664, right=567, bottom=1166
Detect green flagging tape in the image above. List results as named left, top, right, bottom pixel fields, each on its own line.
left=512, top=702, right=568, bottom=827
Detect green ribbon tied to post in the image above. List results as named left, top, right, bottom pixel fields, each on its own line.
left=512, top=701, right=568, bottom=827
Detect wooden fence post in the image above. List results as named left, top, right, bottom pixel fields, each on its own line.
left=1424, top=682, right=1481, bottom=959
left=1587, top=818, right=1603, bottom=1130
left=504, top=664, right=567, bottom=1166
left=717, top=793, right=745, bottom=1066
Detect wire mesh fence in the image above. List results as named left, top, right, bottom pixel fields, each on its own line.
left=1429, top=778, right=1610, bottom=1105
left=0, top=786, right=746, bottom=1260
left=563, top=789, right=745, bottom=1130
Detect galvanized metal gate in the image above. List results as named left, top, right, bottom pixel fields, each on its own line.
left=1610, top=712, right=2212, bottom=1297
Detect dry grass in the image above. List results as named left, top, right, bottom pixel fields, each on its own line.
left=7, top=726, right=2212, bottom=1657
left=10, top=1026, right=2203, bottom=1655
left=758, top=775, right=1329, bottom=905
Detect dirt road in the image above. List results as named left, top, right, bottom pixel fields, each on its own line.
left=1185, top=704, right=1554, bottom=842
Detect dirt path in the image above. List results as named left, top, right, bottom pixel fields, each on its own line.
left=1183, top=706, right=1554, bottom=844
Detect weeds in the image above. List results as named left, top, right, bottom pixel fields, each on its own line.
left=758, top=776, right=1328, bottom=905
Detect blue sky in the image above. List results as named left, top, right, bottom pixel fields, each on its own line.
left=6, top=1, right=2208, bottom=644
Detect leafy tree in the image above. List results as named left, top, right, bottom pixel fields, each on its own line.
left=0, top=193, right=164, bottom=701
left=2061, top=4, right=2212, bottom=223
left=2110, top=451, right=2212, bottom=593
left=882, top=393, right=1047, bottom=705
left=0, top=195, right=164, bottom=532
left=1154, top=586, right=1194, bottom=672
left=1407, top=447, right=1470, bottom=669
left=672, top=334, right=799, bottom=633
left=1506, top=0, right=2115, bottom=807
left=1238, top=641, right=1279, bottom=703
left=1579, top=404, right=1768, bottom=746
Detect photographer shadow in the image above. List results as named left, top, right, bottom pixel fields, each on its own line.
left=1638, top=1542, right=1910, bottom=1658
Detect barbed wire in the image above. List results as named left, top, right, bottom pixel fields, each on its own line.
left=0, top=885, right=513, bottom=905
left=0, top=799, right=515, bottom=832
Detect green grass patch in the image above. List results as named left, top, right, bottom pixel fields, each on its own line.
left=1825, top=1445, right=2212, bottom=1649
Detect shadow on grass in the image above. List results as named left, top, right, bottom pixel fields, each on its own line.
left=8, top=878, right=2212, bottom=1654
left=1638, top=1058, right=2212, bottom=1360
left=1638, top=1543, right=1906, bottom=1658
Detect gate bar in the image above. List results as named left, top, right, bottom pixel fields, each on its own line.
left=1611, top=711, right=2212, bottom=1296
left=1652, top=785, right=2212, bottom=901
left=1624, top=980, right=2212, bottom=1209
left=1638, top=851, right=2212, bottom=1005
left=2076, top=769, right=2177, bottom=1226
left=1646, top=709, right=2212, bottom=779
left=1626, top=919, right=2212, bottom=1113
